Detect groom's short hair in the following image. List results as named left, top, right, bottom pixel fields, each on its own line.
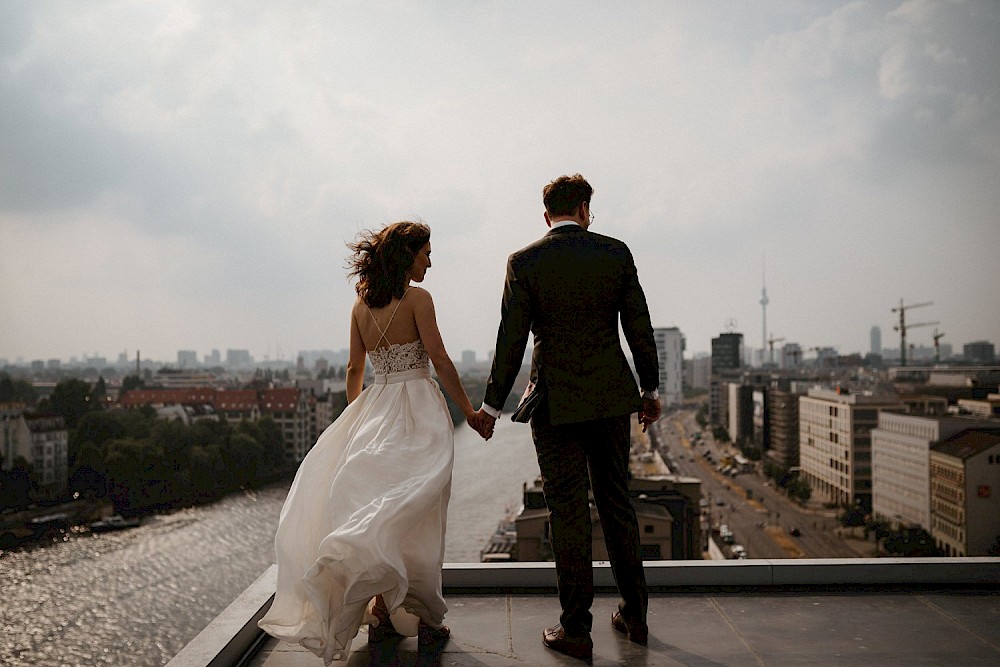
left=543, top=174, right=593, bottom=217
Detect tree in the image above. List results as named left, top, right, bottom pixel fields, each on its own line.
left=840, top=506, right=866, bottom=527
left=44, top=378, right=94, bottom=428
left=254, top=417, right=286, bottom=469
left=988, top=535, right=1000, bottom=557
left=0, top=373, right=37, bottom=405
left=121, top=375, right=145, bottom=394
left=787, top=478, right=812, bottom=503
left=91, top=376, right=108, bottom=405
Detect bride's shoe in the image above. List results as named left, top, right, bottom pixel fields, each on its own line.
left=418, top=620, right=450, bottom=646
left=369, top=595, right=403, bottom=642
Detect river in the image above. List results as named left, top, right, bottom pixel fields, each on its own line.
left=0, top=419, right=539, bottom=667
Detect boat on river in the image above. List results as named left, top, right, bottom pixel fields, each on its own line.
left=89, top=514, right=142, bottom=532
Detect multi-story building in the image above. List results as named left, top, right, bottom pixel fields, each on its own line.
left=710, top=333, right=743, bottom=427
left=654, top=327, right=684, bottom=409
left=260, top=388, right=310, bottom=462
left=871, top=414, right=989, bottom=530
left=957, top=395, right=1000, bottom=418
left=177, top=350, right=198, bottom=368
left=119, top=386, right=318, bottom=462
left=685, top=355, right=711, bottom=391
left=799, top=388, right=905, bottom=510
left=225, top=349, right=254, bottom=368
left=0, top=413, right=69, bottom=499
left=963, top=341, right=996, bottom=365
left=929, top=428, right=1000, bottom=556
left=214, top=390, right=262, bottom=422
left=727, top=382, right=754, bottom=445
left=712, top=333, right=743, bottom=374
left=767, top=383, right=804, bottom=471
left=781, top=343, right=802, bottom=369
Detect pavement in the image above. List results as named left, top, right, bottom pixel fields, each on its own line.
left=247, top=587, right=1000, bottom=666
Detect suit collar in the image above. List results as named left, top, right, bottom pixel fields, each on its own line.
left=546, top=223, right=586, bottom=236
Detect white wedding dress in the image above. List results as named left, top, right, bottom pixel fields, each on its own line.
left=258, top=338, right=454, bottom=664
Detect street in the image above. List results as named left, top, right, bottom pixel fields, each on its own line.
left=650, top=408, right=860, bottom=559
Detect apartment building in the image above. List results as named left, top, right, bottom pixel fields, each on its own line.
left=119, top=386, right=315, bottom=462
left=799, top=388, right=904, bottom=510
left=929, top=428, right=1000, bottom=556
left=260, top=388, right=310, bottom=462
left=871, top=414, right=989, bottom=530
left=0, top=412, right=69, bottom=499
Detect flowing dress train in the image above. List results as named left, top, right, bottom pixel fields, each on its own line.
left=258, top=339, right=454, bottom=664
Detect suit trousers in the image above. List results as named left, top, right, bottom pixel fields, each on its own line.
left=530, top=412, right=648, bottom=635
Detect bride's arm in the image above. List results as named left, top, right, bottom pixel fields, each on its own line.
left=346, top=306, right=366, bottom=403
left=411, top=288, right=476, bottom=420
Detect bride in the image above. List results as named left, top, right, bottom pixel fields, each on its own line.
left=258, top=221, right=489, bottom=663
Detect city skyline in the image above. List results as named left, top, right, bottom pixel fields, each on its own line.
left=2, top=2, right=999, bottom=363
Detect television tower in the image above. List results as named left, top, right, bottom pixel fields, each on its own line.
left=759, top=259, right=769, bottom=355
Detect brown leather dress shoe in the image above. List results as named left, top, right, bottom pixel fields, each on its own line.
left=542, top=624, right=593, bottom=661
left=611, top=610, right=648, bottom=644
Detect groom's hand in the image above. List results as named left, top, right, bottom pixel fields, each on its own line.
left=639, top=398, right=660, bottom=433
left=474, top=408, right=497, bottom=441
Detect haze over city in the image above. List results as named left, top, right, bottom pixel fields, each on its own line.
left=2, top=1, right=998, bottom=364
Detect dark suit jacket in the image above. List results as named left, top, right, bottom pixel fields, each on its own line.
left=484, top=224, right=659, bottom=426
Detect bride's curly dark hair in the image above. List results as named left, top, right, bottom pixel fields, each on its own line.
left=347, top=221, right=431, bottom=308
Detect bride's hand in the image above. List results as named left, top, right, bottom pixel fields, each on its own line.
left=467, top=412, right=494, bottom=441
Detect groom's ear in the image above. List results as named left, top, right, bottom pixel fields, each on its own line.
left=544, top=211, right=552, bottom=227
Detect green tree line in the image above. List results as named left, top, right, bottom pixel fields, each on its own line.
left=69, top=408, right=293, bottom=513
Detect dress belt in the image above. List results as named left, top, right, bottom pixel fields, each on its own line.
left=373, top=367, right=431, bottom=385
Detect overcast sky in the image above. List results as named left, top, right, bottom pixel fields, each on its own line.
left=2, top=0, right=998, bottom=365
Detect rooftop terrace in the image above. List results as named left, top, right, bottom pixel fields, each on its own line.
left=168, top=558, right=999, bottom=666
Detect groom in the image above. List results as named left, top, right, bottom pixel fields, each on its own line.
left=477, top=173, right=660, bottom=660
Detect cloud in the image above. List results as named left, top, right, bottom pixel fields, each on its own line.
left=1, top=1, right=998, bottom=362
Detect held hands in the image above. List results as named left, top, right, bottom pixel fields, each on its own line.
left=467, top=408, right=496, bottom=441
left=639, top=397, right=661, bottom=433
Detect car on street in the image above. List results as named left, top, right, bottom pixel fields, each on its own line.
left=789, top=527, right=802, bottom=537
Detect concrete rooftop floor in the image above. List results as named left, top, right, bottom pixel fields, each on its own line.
left=246, top=589, right=999, bottom=667
left=167, top=560, right=1000, bottom=667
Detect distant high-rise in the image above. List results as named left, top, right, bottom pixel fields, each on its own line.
left=226, top=349, right=253, bottom=368
left=759, top=263, right=769, bottom=354
left=711, top=333, right=743, bottom=373
left=870, top=326, right=882, bottom=356
left=963, top=341, right=995, bottom=364
left=461, top=350, right=476, bottom=366
left=177, top=350, right=197, bottom=368
left=654, top=327, right=685, bottom=408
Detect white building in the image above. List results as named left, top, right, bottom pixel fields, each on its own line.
left=799, top=388, right=904, bottom=509
left=685, top=355, right=711, bottom=391
left=781, top=343, right=802, bottom=369
left=871, top=414, right=988, bottom=530
left=0, top=412, right=69, bottom=499
left=653, top=327, right=684, bottom=408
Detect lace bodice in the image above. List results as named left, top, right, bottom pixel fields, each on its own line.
left=368, top=340, right=429, bottom=376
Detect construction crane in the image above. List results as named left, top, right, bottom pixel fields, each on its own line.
left=891, top=299, right=936, bottom=367
left=933, top=329, right=946, bottom=364
left=768, top=335, right=785, bottom=366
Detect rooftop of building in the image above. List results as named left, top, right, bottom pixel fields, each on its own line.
left=931, top=427, right=1000, bottom=458
left=167, top=558, right=1000, bottom=667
